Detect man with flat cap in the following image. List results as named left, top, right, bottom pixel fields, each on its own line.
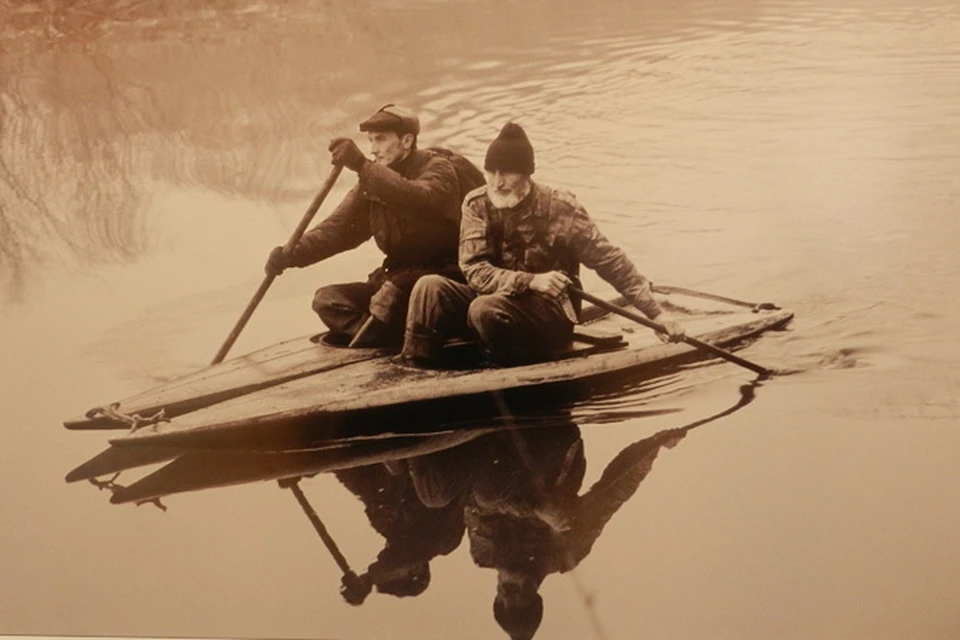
left=401, top=121, right=684, bottom=366
left=265, top=104, right=463, bottom=347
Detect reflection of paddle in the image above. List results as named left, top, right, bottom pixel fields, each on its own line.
left=572, top=287, right=775, bottom=377
left=279, top=477, right=372, bottom=605
left=211, top=165, right=344, bottom=365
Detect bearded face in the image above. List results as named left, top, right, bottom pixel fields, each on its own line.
left=485, top=170, right=531, bottom=209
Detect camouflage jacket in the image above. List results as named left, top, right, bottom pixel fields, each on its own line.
left=289, top=149, right=461, bottom=270
left=459, top=182, right=663, bottom=321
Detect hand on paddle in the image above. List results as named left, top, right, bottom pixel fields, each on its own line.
left=531, top=273, right=685, bottom=342
left=265, top=245, right=293, bottom=276
left=211, top=164, right=343, bottom=366
left=652, top=314, right=685, bottom=343
left=529, top=270, right=572, bottom=298
left=329, top=137, right=367, bottom=172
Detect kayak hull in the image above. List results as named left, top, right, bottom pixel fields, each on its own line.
left=64, top=336, right=388, bottom=430
left=106, top=293, right=793, bottom=450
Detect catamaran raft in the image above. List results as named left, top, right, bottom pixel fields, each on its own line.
left=64, top=285, right=793, bottom=449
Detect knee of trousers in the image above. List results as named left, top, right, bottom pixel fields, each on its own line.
left=407, top=275, right=458, bottom=323
left=311, top=285, right=336, bottom=317
left=409, top=274, right=456, bottom=304
left=466, top=295, right=514, bottom=336
left=311, top=284, right=361, bottom=320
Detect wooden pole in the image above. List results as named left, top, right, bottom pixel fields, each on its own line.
left=211, top=165, right=343, bottom=365
left=572, top=288, right=775, bottom=377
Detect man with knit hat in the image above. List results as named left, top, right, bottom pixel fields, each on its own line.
left=264, top=104, right=464, bottom=347
left=401, top=121, right=683, bottom=366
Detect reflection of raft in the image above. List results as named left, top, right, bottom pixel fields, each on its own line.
left=67, top=427, right=496, bottom=506
left=65, top=286, right=793, bottom=450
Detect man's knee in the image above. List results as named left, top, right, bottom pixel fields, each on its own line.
left=409, top=274, right=456, bottom=308
left=311, top=285, right=331, bottom=316
left=467, top=295, right=513, bottom=335
left=407, top=275, right=465, bottom=327
left=402, top=276, right=471, bottom=365
left=312, top=284, right=344, bottom=317
left=312, top=284, right=369, bottom=335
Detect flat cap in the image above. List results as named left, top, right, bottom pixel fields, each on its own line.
left=359, top=103, right=420, bottom=136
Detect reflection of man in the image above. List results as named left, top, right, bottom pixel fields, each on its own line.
left=265, top=104, right=463, bottom=347
left=461, top=423, right=688, bottom=640
left=334, top=455, right=467, bottom=604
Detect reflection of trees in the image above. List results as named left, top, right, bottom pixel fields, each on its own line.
left=0, top=0, right=398, bottom=299
left=1, top=2, right=153, bottom=297
left=0, top=0, right=767, bottom=300
left=0, top=0, right=485, bottom=298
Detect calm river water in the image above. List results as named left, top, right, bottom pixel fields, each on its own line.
left=2, top=1, right=960, bottom=638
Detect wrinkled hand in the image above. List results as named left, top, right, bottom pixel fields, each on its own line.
left=329, top=137, right=367, bottom=172
left=528, top=271, right=572, bottom=298
left=265, top=245, right=292, bottom=276
left=654, top=315, right=685, bottom=343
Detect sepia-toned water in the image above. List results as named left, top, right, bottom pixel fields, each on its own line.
left=2, top=0, right=960, bottom=638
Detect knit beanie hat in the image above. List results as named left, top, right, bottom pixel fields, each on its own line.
left=484, top=122, right=535, bottom=175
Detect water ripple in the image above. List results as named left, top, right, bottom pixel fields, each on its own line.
left=3, top=0, right=959, bottom=313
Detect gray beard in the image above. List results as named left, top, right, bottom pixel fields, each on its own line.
left=487, top=183, right=530, bottom=209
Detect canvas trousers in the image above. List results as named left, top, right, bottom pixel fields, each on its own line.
left=402, top=275, right=574, bottom=366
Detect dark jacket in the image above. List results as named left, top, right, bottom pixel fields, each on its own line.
left=290, top=149, right=461, bottom=270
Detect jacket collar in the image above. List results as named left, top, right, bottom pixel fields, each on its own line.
left=389, top=148, right=426, bottom=178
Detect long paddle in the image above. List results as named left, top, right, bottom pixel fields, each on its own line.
left=211, top=165, right=344, bottom=365
left=571, top=287, right=775, bottom=377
